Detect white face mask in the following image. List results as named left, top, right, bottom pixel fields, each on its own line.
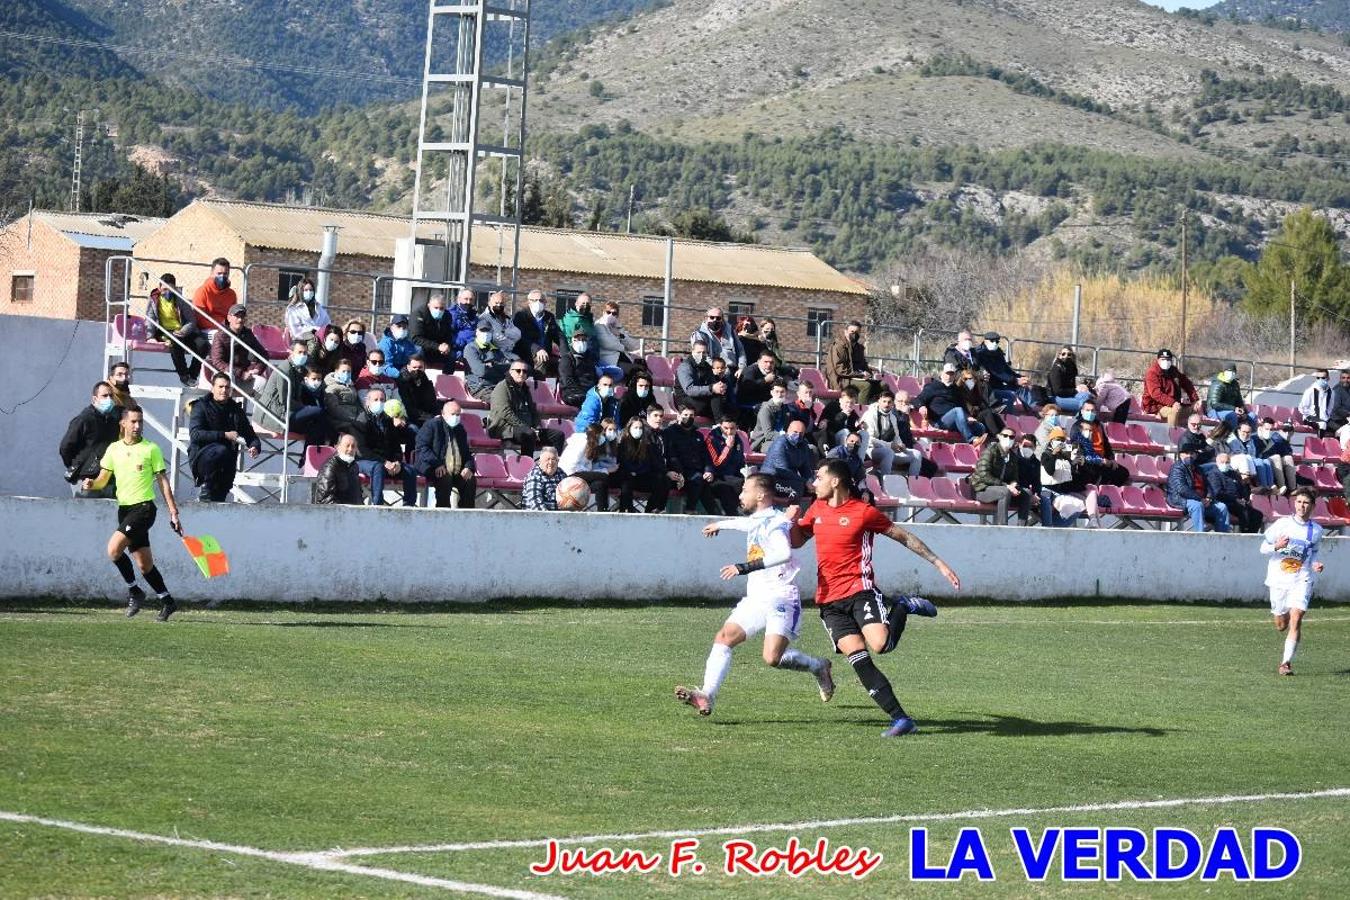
left=629, top=425, right=644, bottom=438
left=1158, top=359, right=1172, bottom=371
left=302, top=289, right=315, bottom=302
left=391, top=327, right=407, bottom=340
left=604, top=430, right=617, bottom=443
left=1217, top=463, right=1233, bottom=472
left=336, top=451, right=355, bottom=464
left=691, top=352, right=706, bottom=364
left=324, top=337, right=339, bottom=351
left=1257, top=428, right=1271, bottom=440
left=347, top=332, right=364, bottom=346
left=957, top=339, right=972, bottom=351
left=998, top=437, right=1014, bottom=451
left=528, top=300, right=544, bottom=316
left=445, top=414, right=461, bottom=428
left=984, top=341, right=998, bottom=351
left=964, top=378, right=975, bottom=389
left=368, top=400, right=384, bottom=416
left=572, top=341, right=588, bottom=353
left=1019, top=446, right=1034, bottom=459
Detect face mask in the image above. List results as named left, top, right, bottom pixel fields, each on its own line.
left=786, top=432, right=801, bottom=445
left=1158, top=359, right=1172, bottom=371
left=1257, top=429, right=1271, bottom=440
left=214, top=274, right=229, bottom=289
left=366, top=401, right=382, bottom=417
left=1079, top=428, right=1092, bottom=439
left=336, top=451, right=355, bottom=464
left=391, top=327, right=407, bottom=340
left=1217, top=463, right=1232, bottom=473
left=598, top=385, right=612, bottom=398
left=528, top=300, right=544, bottom=316
left=602, top=431, right=617, bottom=444
left=347, top=333, right=364, bottom=346
left=998, top=437, right=1014, bottom=451
left=601, top=313, right=617, bottom=326
left=957, top=339, right=971, bottom=351
left=1081, top=410, right=1097, bottom=422
left=1219, top=371, right=1235, bottom=383
left=629, top=425, right=644, bottom=438
left=432, top=306, right=450, bottom=320
left=770, top=395, right=784, bottom=406
left=572, top=341, right=588, bottom=353
left=1050, top=440, right=1064, bottom=450
left=302, top=289, right=315, bottom=302
left=578, top=305, right=591, bottom=315
left=445, top=414, right=461, bottom=428
left=306, top=380, right=322, bottom=392
left=1019, top=446, right=1034, bottom=459
left=636, top=386, right=649, bottom=398
left=291, top=352, right=308, bottom=367
left=95, top=397, right=115, bottom=414
left=335, top=371, right=351, bottom=385
left=984, top=341, right=998, bottom=351
left=964, top=378, right=975, bottom=389
left=324, top=337, right=339, bottom=351
left=691, top=352, right=706, bottom=363
left=1316, top=379, right=1329, bottom=389
left=476, top=334, right=491, bottom=347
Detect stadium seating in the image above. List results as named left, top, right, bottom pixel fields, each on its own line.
left=254, top=325, right=290, bottom=360
left=865, top=474, right=902, bottom=516
left=798, top=367, right=839, bottom=400
left=644, top=354, right=675, bottom=387
left=110, top=313, right=162, bottom=354
left=461, top=413, right=502, bottom=450
left=435, top=373, right=488, bottom=410
left=531, top=380, right=577, bottom=417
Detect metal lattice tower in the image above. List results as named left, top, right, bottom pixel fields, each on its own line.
left=410, top=0, right=531, bottom=289
left=70, top=109, right=85, bottom=213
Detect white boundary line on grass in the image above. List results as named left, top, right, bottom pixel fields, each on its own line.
left=321, top=787, right=1350, bottom=858
left=0, top=810, right=564, bottom=900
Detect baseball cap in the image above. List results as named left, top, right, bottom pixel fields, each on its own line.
left=1156, top=349, right=1174, bottom=360
left=390, top=314, right=409, bottom=326
left=983, top=331, right=1000, bottom=341
left=941, top=362, right=958, bottom=374
left=228, top=303, right=248, bottom=317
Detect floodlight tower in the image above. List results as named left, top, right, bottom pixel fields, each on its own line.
left=408, top=0, right=531, bottom=290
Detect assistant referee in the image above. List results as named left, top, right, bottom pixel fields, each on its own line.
left=83, top=406, right=183, bottom=621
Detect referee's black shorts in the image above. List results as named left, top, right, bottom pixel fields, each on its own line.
left=116, top=501, right=157, bottom=552
left=818, top=589, right=890, bottom=651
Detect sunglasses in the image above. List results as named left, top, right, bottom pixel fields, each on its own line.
left=510, top=367, right=527, bottom=374
left=348, top=330, right=364, bottom=336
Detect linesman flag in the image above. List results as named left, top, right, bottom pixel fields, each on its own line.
left=182, top=535, right=230, bottom=579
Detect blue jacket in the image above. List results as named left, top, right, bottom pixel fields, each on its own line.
left=449, top=303, right=479, bottom=359
left=378, top=328, right=418, bottom=372
left=463, top=341, right=509, bottom=395
left=825, top=443, right=867, bottom=489
left=760, top=433, right=816, bottom=497
left=704, top=428, right=746, bottom=480
left=574, top=387, right=619, bottom=433
left=1166, top=458, right=1223, bottom=508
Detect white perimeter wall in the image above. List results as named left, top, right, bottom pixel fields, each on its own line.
left=1, top=496, right=1345, bottom=605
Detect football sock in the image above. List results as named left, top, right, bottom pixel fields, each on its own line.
left=776, top=648, right=821, bottom=673
left=143, top=566, right=169, bottom=597
left=701, top=643, right=734, bottom=699
left=1282, top=637, right=1298, bottom=665
left=848, top=650, right=905, bottom=720
left=113, top=554, right=137, bottom=586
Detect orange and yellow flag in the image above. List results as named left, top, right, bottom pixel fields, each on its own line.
left=181, top=535, right=229, bottom=579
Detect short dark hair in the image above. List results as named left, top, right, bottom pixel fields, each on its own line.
left=719, top=412, right=739, bottom=424
left=291, top=339, right=307, bottom=350
left=878, top=390, right=896, bottom=401
left=409, top=352, right=425, bottom=363
left=771, top=378, right=788, bottom=390
left=848, top=320, right=863, bottom=329
left=745, top=472, right=775, bottom=495
left=211, top=257, right=230, bottom=269
left=211, top=371, right=231, bottom=385
left=120, top=405, right=142, bottom=419
left=817, top=458, right=854, bottom=484
left=110, top=361, right=130, bottom=374
left=677, top=401, right=697, bottom=413
left=759, top=351, right=776, bottom=361
left=1291, top=486, right=1317, bottom=503
left=840, top=385, right=860, bottom=400
left=91, top=380, right=112, bottom=395
left=159, top=273, right=176, bottom=286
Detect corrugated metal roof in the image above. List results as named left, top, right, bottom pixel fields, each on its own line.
left=65, top=234, right=136, bottom=251
left=189, top=199, right=866, bottom=295
left=35, top=211, right=166, bottom=245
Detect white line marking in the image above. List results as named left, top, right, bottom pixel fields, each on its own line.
left=3, top=614, right=1349, bottom=626
left=0, top=811, right=563, bottom=900
left=324, top=788, right=1350, bottom=858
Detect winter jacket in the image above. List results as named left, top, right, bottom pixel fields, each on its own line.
left=759, top=433, right=815, bottom=497
left=558, top=348, right=599, bottom=407
left=1166, top=458, right=1223, bottom=508
left=943, top=344, right=979, bottom=374
left=523, top=465, right=564, bottom=510
left=1141, top=361, right=1198, bottom=414
left=674, top=356, right=717, bottom=403
left=1047, top=358, right=1079, bottom=399
left=308, top=326, right=344, bottom=376
left=188, top=395, right=260, bottom=472
left=817, top=401, right=863, bottom=450
left=396, top=368, right=440, bottom=426
left=312, top=454, right=363, bottom=505
left=825, top=443, right=868, bottom=490
left=414, top=416, right=475, bottom=477
left=209, top=326, right=268, bottom=382
left=512, top=309, right=561, bottom=361
left=478, top=310, right=521, bottom=358
left=59, top=403, right=123, bottom=481
left=463, top=340, right=510, bottom=396
left=691, top=323, right=745, bottom=371
left=973, top=344, right=1018, bottom=388
left=559, top=307, right=597, bottom=343
left=970, top=441, right=1017, bottom=492
left=618, top=387, right=660, bottom=426
left=704, top=428, right=746, bottom=480
left=408, top=302, right=457, bottom=361
left=574, top=387, right=620, bottom=433
left=827, top=336, right=870, bottom=389
left=323, top=372, right=363, bottom=431
left=751, top=399, right=794, bottom=450
left=663, top=421, right=712, bottom=476
left=1072, top=417, right=1115, bottom=461
left=488, top=378, right=540, bottom=436
left=594, top=317, right=640, bottom=367
left=1206, top=377, right=1245, bottom=413
left=284, top=295, right=330, bottom=342
left=560, top=432, right=616, bottom=475
left=353, top=412, right=413, bottom=464
left=737, top=364, right=779, bottom=406
left=192, top=278, right=236, bottom=330
left=617, top=435, right=666, bottom=478
left=914, top=379, right=963, bottom=420
left=336, top=321, right=369, bottom=374
left=377, top=328, right=418, bottom=372
left=1092, top=375, right=1133, bottom=418
left=448, top=303, right=480, bottom=360
left=1329, top=384, right=1350, bottom=425
left=144, top=289, right=201, bottom=341
left=861, top=405, right=914, bottom=449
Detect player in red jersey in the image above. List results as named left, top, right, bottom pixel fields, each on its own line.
left=790, top=459, right=961, bottom=737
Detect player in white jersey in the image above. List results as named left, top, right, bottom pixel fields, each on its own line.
left=1259, top=487, right=1325, bottom=675
left=675, top=473, right=835, bottom=716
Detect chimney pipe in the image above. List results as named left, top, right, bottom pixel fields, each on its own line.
left=316, top=225, right=340, bottom=305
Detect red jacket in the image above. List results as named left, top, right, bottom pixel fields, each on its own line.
left=193, top=279, right=237, bottom=330
left=1142, top=361, right=1197, bottom=414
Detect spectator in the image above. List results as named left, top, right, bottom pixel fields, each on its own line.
left=675, top=340, right=730, bottom=421
left=352, top=388, right=417, bottom=507
left=336, top=319, right=369, bottom=373
left=309, top=324, right=344, bottom=376
left=943, top=330, right=978, bottom=373
left=643, top=406, right=672, bottom=484
left=1175, top=412, right=1215, bottom=466
left=594, top=300, right=641, bottom=377
left=704, top=413, right=747, bottom=516
left=255, top=339, right=333, bottom=445
left=1046, top=346, right=1091, bottom=414
left=209, top=304, right=269, bottom=392
left=1267, top=420, right=1300, bottom=495
left=414, top=400, right=477, bottom=508
left=1327, top=369, right=1350, bottom=434
left=1207, top=362, right=1256, bottom=430
left=144, top=275, right=208, bottom=387
left=756, top=317, right=798, bottom=380
left=750, top=379, right=793, bottom=451
left=618, top=371, right=660, bottom=425
left=396, top=353, right=440, bottom=428
left=956, top=367, right=1006, bottom=438
left=818, top=385, right=864, bottom=452
left=735, top=316, right=763, bottom=368
left=312, top=432, right=364, bottom=505
left=522, top=446, right=565, bottom=511
left=1228, top=419, right=1275, bottom=493
left=1213, top=451, right=1264, bottom=534
left=691, top=306, right=746, bottom=372
left=1166, top=445, right=1230, bottom=533
left=1092, top=372, right=1134, bottom=424
left=104, top=361, right=131, bottom=412
left=861, top=389, right=922, bottom=477
left=188, top=371, right=261, bottom=502
left=759, top=419, right=815, bottom=500
left=1298, top=369, right=1332, bottom=436
left=973, top=331, right=1020, bottom=407
left=558, top=329, right=600, bottom=408
left=322, top=358, right=363, bottom=432
left=409, top=293, right=457, bottom=369
left=355, top=348, right=399, bottom=397
left=824, top=431, right=870, bottom=501
left=738, top=350, right=780, bottom=410
left=559, top=292, right=598, bottom=345
left=709, top=356, right=738, bottom=418
left=560, top=417, right=617, bottom=510
left=575, top=372, right=620, bottom=433
left=488, top=360, right=565, bottom=458
left=192, top=257, right=236, bottom=331
left=463, top=321, right=510, bottom=400
left=915, top=363, right=986, bottom=444
left=1032, top=402, right=1064, bottom=452
left=448, top=289, right=481, bottom=361
left=1142, top=349, right=1198, bottom=427
left=970, top=426, right=1030, bottom=525
left=826, top=320, right=881, bottom=403
left=1010, top=373, right=1052, bottom=415
left=1070, top=400, right=1129, bottom=487
left=478, top=290, right=521, bottom=360
left=378, top=314, right=418, bottom=373
left=1337, top=441, right=1350, bottom=502
left=60, top=381, right=122, bottom=498
left=1039, top=426, right=1098, bottom=527
left=512, top=289, right=561, bottom=375
left=664, top=402, right=716, bottom=514
left=1013, top=433, right=1043, bottom=523
left=284, top=275, right=330, bottom=344
left=615, top=415, right=672, bottom=513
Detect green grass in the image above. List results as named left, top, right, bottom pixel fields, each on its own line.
left=1, top=601, right=1348, bottom=897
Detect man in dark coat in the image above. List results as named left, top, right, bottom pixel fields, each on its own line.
left=409, top=294, right=457, bottom=369
left=60, top=380, right=123, bottom=498
left=313, top=432, right=364, bottom=505
left=189, top=372, right=261, bottom=502
left=414, top=400, right=478, bottom=508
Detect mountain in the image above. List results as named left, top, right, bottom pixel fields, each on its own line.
left=1211, top=0, right=1350, bottom=32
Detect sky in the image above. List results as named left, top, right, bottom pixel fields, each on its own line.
left=1140, top=1, right=1223, bottom=10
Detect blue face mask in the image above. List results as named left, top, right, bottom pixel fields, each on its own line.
left=95, top=397, right=115, bottom=414
left=786, top=432, right=801, bottom=445
left=335, top=371, right=351, bottom=386
left=429, top=307, right=445, bottom=320
left=1081, top=410, right=1097, bottom=422
left=368, top=400, right=384, bottom=416
left=1317, top=379, right=1329, bottom=390
left=291, top=352, right=308, bottom=367
left=305, top=380, right=322, bottom=392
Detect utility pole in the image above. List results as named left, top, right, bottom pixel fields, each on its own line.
left=70, top=109, right=85, bottom=213
left=1179, top=211, right=1189, bottom=361
left=626, top=184, right=635, bottom=234
left=1289, top=277, right=1297, bottom=379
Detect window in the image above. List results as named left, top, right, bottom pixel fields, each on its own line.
left=806, top=307, right=834, bottom=340
left=374, top=278, right=394, bottom=312
left=277, top=269, right=306, bottom=303
left=555, top=288, right=581, bottom=319
left=10, top=273, right=34, bottom=304
left=641, top=295, right=665, bottom=328
left=727, top=301, right=755, bottom=318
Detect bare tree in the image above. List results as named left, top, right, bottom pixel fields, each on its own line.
left=872, top=246, right=1049, bottom=333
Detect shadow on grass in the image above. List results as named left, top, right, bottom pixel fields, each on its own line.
left=713, top=711, right=1169, bottom=738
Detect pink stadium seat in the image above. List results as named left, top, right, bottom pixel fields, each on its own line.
left=1272, top=495, right=1295, bottom=517
left=1126, top=424, right=1163, bottom=454
left=644, top=355, right=675, bottom=387
left=1303, top=437, right=1336, bottom=463
left=1250, top=494, right=1275, bottom=518
left=1155, top=456, right=1173, bottom=479
left=881, top=373, right=901, bottom=395
left=951, top=442, right=980, bottom=471
left=799, top=367, right=840, bottom=400
left=111, top=313, right=162, bottom=353
left=1328, top=496, right=1350, bottom=522
left=302, top=445, right=335, bottom=476
left=896, top=376, right=923, bottom=396
left=1316, top=465, right=1340, bottom=493
left=254, top=324, right=290, bottom=360
left=461, top=413, right=502, bottom=450
left=547, top=418, right=576, bottom=439
left=929, top=477, right=962, bottom=506
left=928, top=443, right=957, bottom=473
left=1117, top=454, right=1140, bottom=483
left=435, top=373, right=488, bottom=410
left=531, top=380, right=575, bottom=417
left=906, top=476, right=943, bottom=508
left=507, top=455, right=535, bottom=481
left=473, top=453, right=510, bottom=489
left=866, top=474, right=900, bottom=512
left=1312, top=497, right=1344, bottom=527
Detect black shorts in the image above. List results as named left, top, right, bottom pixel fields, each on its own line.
left=818, top=589, right=890, bottom=651
left=116, top=501, right=157, bottom=552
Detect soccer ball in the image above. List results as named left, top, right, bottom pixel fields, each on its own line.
left=556, top=476, right=591, bottom=511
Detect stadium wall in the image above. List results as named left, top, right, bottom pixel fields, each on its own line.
left=1, top=495, right=1346, bottom=605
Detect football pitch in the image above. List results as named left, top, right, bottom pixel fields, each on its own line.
left=1, top=599, right=1348, bottom=898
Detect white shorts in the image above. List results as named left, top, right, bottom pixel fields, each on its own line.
left=1269, top=583, right=1311, bottom=616
left=727, top=589, right=802, bottom=640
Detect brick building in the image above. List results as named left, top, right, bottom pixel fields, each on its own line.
left=0, top=211, right=165, bottom=321
left=131, top=199, right=868, bottom=356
